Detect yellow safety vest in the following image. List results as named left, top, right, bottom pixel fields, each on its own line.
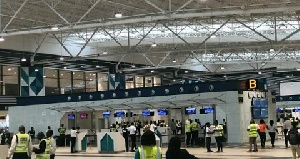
left=249, top=124, right=258, bottom=137
left=138, top=146, right=161, bottom=159
left=185, top=123, right=191, bottom=133
left=36, top=138, right=50, bottom=159
left=191, top=122, right=198, bottom=131
left=58, top=127, right=66, bottom=134
left=215, top=125, right=223, bottom=137
left=110, top=128, right=116, bottom=132
left=15, top=133, right=29, bottom=153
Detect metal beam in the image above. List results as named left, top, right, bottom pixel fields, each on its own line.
left=144, top=0, right=165, bottom=13
left=163, top=24, right=191, bottom=46
left=1, top=0, right=28, bottom=32
left=102, top=28, right=123, bottom=47
left=4, top=5, right=300, bottom=36
left=75, top=28, right=99, bottom=57
left=52, top=33, right=73, bottom=57
left=235, top=18, right=272, bottom=42
left=32, top=33, right=49, bottom=58
left=41, top=0, right=70, bottom=24
left=281, top=27, right=300, bottom=41
left=77, top=0, right=101, bottom=23
left=157, top=52, right=171, bottom=66
left=142, top=53, right=156, bottom=66
left=176, top=0, right=194, bottom=11
left=134, top=23, right=157, bottom=47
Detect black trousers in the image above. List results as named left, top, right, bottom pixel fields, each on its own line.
left=259, top=132, right=266, bottom=147
left=206, top=137, right=212, bottom=152
left=50, top=154, right=55, bottom=159
left=130, top=135, right=136, bottom=151
left=12, top=152, right=28, bottom=159
left=191, top=131, right=198, bottom=146
left=172, top=130, right=177, bottom=135
left=186, top=132, right=191, bottom=145
left=71, top=137, right=76, bottom=153
left=284, top=129, right=289, bottom=147
left=59, top=134, right=65, bottom=147
left=124, top=136, right=129, bottom=151
left=215, top=136, right=223, bottom=152
left=269, top=132, right=276, bottom=146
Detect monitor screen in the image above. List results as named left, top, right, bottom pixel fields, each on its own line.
left=260, top=98, right=268, bottom=107
left=252, top=98, right=261, bottom=107
left=68, top=114, right=75, bottom=120
left=261, top=108, right=268, bottom=118
left=276, top=108, right=283, bottom=113
left=252, top=108, right=261, bottom=119
left=185, top=108, right=196, bottom=114
left=80, top=113, right=88, bottom=119
left=142, top=110, right=151, bottom=116
left=115, top=111, right=125, bottom=117
left=294, top=109, right=300, bottom=112
left=204, top=107, right=214, bottom=114
left=157, top=109, right=167, bottom=115
left=103, top=112, right=110, bottom=118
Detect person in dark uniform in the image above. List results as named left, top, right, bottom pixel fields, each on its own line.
left=122, top=125, right=129, bottom=152
left=28, top=127, right=35, bottom=140
left=58, top=124, right=66, bottom=147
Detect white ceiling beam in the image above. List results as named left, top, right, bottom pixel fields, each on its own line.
left=41, top=0, right=70, bottom=24
left=144, top=0, right=165, bottom=13
left=176, top=0, right=194, bottom=12
left=5, top=4, right=300, bottom=36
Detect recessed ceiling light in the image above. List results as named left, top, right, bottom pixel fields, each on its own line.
left=261, top=62, right=266, bottom=66
left=211, top=35, right=217, bottom=38
left=0, top=36, right=5, bottom=42
left=185, top=70, right=189, bottom=73
left=220, top=66, right=225, bottom=70
left=131, top=65, right=136, bottom=68
left=51, top=25, right=59, bottom=30
left=151, top=70, right=154, bottom=73
left=270, top=48, right=275, bottom=52
left=297, top=68, right=300, bottom=71
left=21, top=57, right=26, bottom=62
left=43, top=76, right=46, bottom=78
left=103, top=51, right=108, bottom=55
left=172, top=59, right=177, bottom=63
left=223, top=75, right=227, bottom=78
left=7, top=68, right=11, bottom=71
left=63, top=66, right=67, bottom=69
left=61, top=74, right=63, bottom=76
left=59, top=57, right=64, bottom=60
left=151, top=43, right=157, bottom=47
left=173, top=79, right=176, bottom=82
left=115, top=13, right=122, bottom=18
left=96, top=65, right=100, bottom=68
left=286, top=76, right=290, bottom=78
left=258, top=71, right=262, bottom=74
left=35, top=69, right=38, bottom=72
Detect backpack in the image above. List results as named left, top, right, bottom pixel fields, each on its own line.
left=289, top=128, right=300, bottom=145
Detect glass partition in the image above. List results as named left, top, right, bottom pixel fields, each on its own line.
left=154, top=77, right=161, bottom=87
left=126, top=76, right=134, bottom=89
left=135, top=76, right=143, bottom=88
left=45, top=69, right=59, bottom=95
left=60, top=70, right=71, bottom=94
left=98, top=73, right=108, bottom=91
left=3, top=66, right=19, bottom=96
left=72, top=71, right=85, bottom=93
left=86, top=72, right=97, bottom=92
left=145, top=76, right=153, bottom=87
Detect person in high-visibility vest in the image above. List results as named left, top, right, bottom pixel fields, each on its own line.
left=247, top=119, right=260, bottom=152
left=110, top=124, right=118, bottom=132
left=190, top=120, right=198, bottom=146
left=58, top=124, right=66, bottom=147
left=33, top=132, right=51, bottom=159
left=134, top=130, right=162, bottom=159
left=213, top=120, right=224, bottom=152
left=46, top=130, right=56, bottom=159
left=7, top=125, right=33, bottom=159
left=185, top=119, right=191, bottom=146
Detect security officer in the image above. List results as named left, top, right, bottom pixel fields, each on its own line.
left=122, top=125, right=129, bottom=152
left=191, top=119, right=198, bottom=146
left=110, top=124, right=117, bottom=132
left=7, top=125, right=33, bottom=159
left=46, top=130, right=56, bottom=159
left=185, top=119, right=192, bottom=146
left=33, top=132, right=51, bottom=159
left=135, top=130, right=162, bottom=159
left=214, top=120, right=224, bottom=152
left=58, top=124, right=66, bottom=147
left=247, top=119, right=259, bottom=152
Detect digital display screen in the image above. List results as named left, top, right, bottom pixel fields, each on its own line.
left=142, top=110, right=151, bottom=116
left=80, top=113, right=88, bottom=119
left=103, top=112, right=110, bottom=118
left=115, top=111, right=125, bottom=117
left=157, top=109, right=167, bottom=115
left=252, top=98, right=261, bottom=107
left=276, top=108, right=283, bottom=113
left=260, top=98, right=268, bottom=107
left=294, top=109, right=300, bottom=112
left=204, top=107, right=214, bottom=114
left=252, top=108, right=261, bottom=119
left=185, top=108, right=196, bottom=114
left=261, top=108, right=268, bottom=118
left=68, top=114, right=75, bottom=120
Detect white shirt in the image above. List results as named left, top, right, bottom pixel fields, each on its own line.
left=268, top=125, right=277, bottom=132
left=8, top=133, right=33, bottom=158
left=283, top=120, right=291, bottom=130
left=71, top=129, right=77, bottom=137
left=128, top=125, right=136, bottom=135
left=206, top=126, right=213, bottom=138
left=150, top=124, right=156, bottom=132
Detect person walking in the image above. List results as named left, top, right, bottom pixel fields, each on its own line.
left=46, top=130, right=56, bottom=159
left=205, top=122, right=214, bottom=152
left=33, top=132, right=51, bottom=159
left=7, top=125, right=33, bottom=159
left=134, top=130, right=162, bottom=159
left=70, top=127, right=78, bottom=153
left=190, top=120, right=198, bottom=147
left=166, top=137, right=198, bottom=159
left=288, top=121, right=300, bottom=159
left=214, top=120, right=224, bottom=152
left=128, top=122, right=137, bottom=152
left=283, top=117, right=292, bottom=148
left=247, top=119, right=260, bottom=152
left=185, top=119, right=191, bottom=146
left=171, top=119, right=177, bottom=136
left=259, top=119, right=267, bottom=148
left=267, top=120, right=279, bottom=147
left=58, top=124, right=66, bottom=147
left=122, top=125, right=129, bottom=152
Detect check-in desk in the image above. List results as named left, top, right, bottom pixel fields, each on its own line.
left=97, top=132, right=125, bottom=153
left=157, top=127, right=171, bottom=144
left=74, top=132, right=87, bottom=152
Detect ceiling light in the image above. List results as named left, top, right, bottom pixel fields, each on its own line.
left=63, top=66, right=67, bottom=69
left=43, top=76, right=46, bottom=78
left=270, top=48, right=275, bottom=52
left=21, top=57, right=26, bottom=62
left=193, top=74, right=196, bottom=77
left=185, top=70, right=189, bottom=73
left=261, top=62, right=266, bottom=66
left=220, top=66, right=225, bottom=70
left=151, top=43, right=157, bottom=47
left=0, top=36, right=5, bottom=42
left=51, top=25, right=59, bottom=30
left=286, top=76, right=290, bottom=78
left=173, top=79, right=176, bottom=82
left=115, top=13, right=122, bottom=18
left=35, top=69, right=38, bottom=72
left=59, top=57, right=64, bottom=60
left=81, top=65, right=84, bottom=68
left=96, top=65, right=100, bottom=68
left=131, top=65, right=136, bottom=68
left=151, top=70, right=154, bottom=73
left=211, top=35, right=217, bottom=38
left=258, top=71, right=262, bottom=74
left=296, top=68, right=300, bottom=71
left=7, top=68, right=11, bottom=71
left=223, top=75, right=227, bottom=78
left=172, top=59, right=177, bottom=63
left=103, top=51, right=108, bottom=55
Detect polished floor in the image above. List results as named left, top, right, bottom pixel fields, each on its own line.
left=53, top=140, right=296, bottom=159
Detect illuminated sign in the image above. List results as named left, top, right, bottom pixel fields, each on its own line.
left=249, top=79, right=257, bottom=89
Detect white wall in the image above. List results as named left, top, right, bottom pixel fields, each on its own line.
left=280, top=82, right=300, bottom=96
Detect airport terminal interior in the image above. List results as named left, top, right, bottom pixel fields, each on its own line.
left=1, top=0, right=300, bottom=158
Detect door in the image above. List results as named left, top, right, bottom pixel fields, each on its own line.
left=98, top=118, right=105, bottom=132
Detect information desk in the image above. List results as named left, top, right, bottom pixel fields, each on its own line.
left=97, top=132, right=125, bottom=153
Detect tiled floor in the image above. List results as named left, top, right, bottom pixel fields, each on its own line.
left=53, top=141, right=295, bottom=159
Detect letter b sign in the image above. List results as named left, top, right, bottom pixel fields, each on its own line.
left=249, top=79, right=257, bottom=89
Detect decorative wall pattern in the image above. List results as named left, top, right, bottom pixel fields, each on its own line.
left=108, top=73, right=125, bottom=90
left=20, top=67, right=45, bottom=96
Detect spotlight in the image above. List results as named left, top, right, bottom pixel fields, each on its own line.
left=21, top=57, right=26, bottom=62
left=115, top=13, right=122, bottom=18
left=63, top=66, right=67, bottom=69
left=211, top=35, right=217, bottom=38
left=172, top=59, right=177, bottom=63
left=96, top=65, right=100, bottom=68
left=0, top=36, right=5, bottom=42
left=103, top=51, right=108, bottom=55
left=220, top=66, right=225, bottom=70
left=270, top=48, right=275, bottom=52
left=35, top=69, right=38, bottom=72
left=151, top=43, right=157, bottom=47
left=258, top=71, right=262, bottom=74
left=151, top=70, right=154, bottom=73
left=59, top=57, right=64, bottom=60
left=51, top=25, right=59, bottom=30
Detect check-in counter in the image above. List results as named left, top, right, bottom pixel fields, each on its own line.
left=157, top=127, right=171, bottom=144
left=97, top=132, right=125, bottom=153
left=74, top=132, right=87, bottom=152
